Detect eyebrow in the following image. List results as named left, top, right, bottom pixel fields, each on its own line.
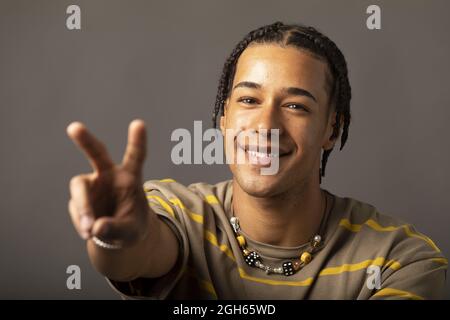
left=232, top=81, right=317, bottom=102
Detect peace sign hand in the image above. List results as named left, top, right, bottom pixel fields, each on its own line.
left=67, top=120, right=151, bottom=248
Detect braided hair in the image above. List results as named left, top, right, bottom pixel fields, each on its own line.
left=212, top=22, right=351, bottom=182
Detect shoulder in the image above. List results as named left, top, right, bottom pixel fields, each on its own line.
left=331, top=194, right=447, bottom=299
left=143, top=178, right=232, bottom=203
left=143, top=178, right=233, bottom=221
left=334, top=194, right=444, bottom=258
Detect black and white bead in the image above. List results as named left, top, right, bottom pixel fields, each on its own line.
left=282, top=261, right=295, bottom=276
left=245, top=251, right=260, bottom=267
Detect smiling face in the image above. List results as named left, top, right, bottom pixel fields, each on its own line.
left=220, top=43, right=339, bottom=197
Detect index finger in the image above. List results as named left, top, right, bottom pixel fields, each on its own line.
left=122, top=119, right=147, bottom=175
left=67, top=122, right=114, bottom=172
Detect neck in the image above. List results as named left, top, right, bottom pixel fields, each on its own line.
left=232, top=179, right=325, bottom=247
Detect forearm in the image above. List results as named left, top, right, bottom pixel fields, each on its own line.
left=87, top=209, right=178, bottom=282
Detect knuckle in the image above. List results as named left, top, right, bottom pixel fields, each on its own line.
left=69, top=175, right=82, bottom=188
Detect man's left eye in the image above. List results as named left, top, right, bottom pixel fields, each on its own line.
left=286, top=104, right=308, bottom=111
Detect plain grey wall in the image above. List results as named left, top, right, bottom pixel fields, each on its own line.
left=0, top=0, right=449, bottom=299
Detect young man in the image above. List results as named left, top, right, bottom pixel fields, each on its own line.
left=67, top=22, right=447, bottom=299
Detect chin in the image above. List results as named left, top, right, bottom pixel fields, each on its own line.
left=233, top=167, right=290, bottom=198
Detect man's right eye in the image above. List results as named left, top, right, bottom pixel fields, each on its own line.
left=238, top=97, right=257, bottom=104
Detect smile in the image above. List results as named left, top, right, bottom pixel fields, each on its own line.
left=236, top=142, right=291, bottom=166
left=246, top=150, right=279, bottom=158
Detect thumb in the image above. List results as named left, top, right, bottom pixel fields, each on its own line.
left=91, top=216, right=143, bottom=247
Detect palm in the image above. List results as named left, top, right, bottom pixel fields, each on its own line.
left=67, top=120, right=149, bottom=245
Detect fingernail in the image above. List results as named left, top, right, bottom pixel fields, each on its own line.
left=80, top=215, right=94, bottom=231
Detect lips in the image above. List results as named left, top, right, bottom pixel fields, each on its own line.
left=236, top=142, right=291, bottom=165
left=247, top=149, right=276, bottom=165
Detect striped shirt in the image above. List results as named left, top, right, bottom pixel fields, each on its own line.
left=108, top=179, right=447, bottom=300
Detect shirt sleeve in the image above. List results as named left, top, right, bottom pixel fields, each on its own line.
left=105, top=184, right=190, bottom=300
left=369, top=228, right=448, bottom=300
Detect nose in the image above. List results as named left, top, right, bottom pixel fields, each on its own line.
left=254, top=102, right=284, bottom=138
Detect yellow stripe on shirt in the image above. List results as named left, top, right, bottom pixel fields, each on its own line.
left=147, top=194, right=234, bottom=263
left=236, top=257, right=400, bottom=287
left=339, top=218, right=440, bottom=252
left=149, top=195, right=204, bottom=224
left=169, top=198, right=204, bottom=224
left=147, top=195, right=175, bottom=218
left=319, top=257, right=401, bottom=276
left=205, top=195, right=220, bottom=205
left=372, top=288, right=424, bottom=300
left=204, top=230, right=236, bottom=261
left=384, top=259, right=402, bottom=270
left=238, top=268, right=314, bottom=287
left=431, top=257, right=448, bottom=265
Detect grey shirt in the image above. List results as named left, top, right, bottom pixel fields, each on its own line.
left=107, top=179, right=447, bottom=299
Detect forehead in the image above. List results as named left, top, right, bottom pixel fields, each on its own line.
left=233, top=44, right=331, bottom=100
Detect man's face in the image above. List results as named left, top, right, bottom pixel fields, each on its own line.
left=220, top=44, right=337, bottom=197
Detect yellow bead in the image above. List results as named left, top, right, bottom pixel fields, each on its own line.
left=237, top=235, right=246, bottom=247
left=243, top=249, right=250, bottom=256
left=300, top=252, right=312, bottom=264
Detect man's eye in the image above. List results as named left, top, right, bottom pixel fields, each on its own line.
left=286, top=104, right=308, bottom=111
left=238, top=97, right=257, bottom=104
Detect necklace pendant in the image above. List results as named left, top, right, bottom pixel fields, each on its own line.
left=245, top=251, right=261, bottom=267
left=282, top=261, right=295, bottom=276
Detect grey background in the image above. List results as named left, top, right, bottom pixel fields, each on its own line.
left=0, top=0, right=449, bottom=299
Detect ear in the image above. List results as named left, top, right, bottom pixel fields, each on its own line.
left=322, top=111, right=343, bottom=151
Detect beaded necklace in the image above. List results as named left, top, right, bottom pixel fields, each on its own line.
left=230, top=192, right=330, bottom=276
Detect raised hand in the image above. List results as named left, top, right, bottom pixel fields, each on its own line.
left=67, top=120, right=151, bottom=248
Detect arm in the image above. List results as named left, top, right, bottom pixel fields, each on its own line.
left=87, top=209, right=179, bottom=281
left=67, top=120, right=179, bottom=283
left=370, top=258, right=447, bottom=300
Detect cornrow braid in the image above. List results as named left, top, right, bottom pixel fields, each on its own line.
left=212, top=22, right=351, bottom=183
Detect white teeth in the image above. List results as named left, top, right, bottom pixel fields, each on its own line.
left=247, top=150, right=279, bottom=158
